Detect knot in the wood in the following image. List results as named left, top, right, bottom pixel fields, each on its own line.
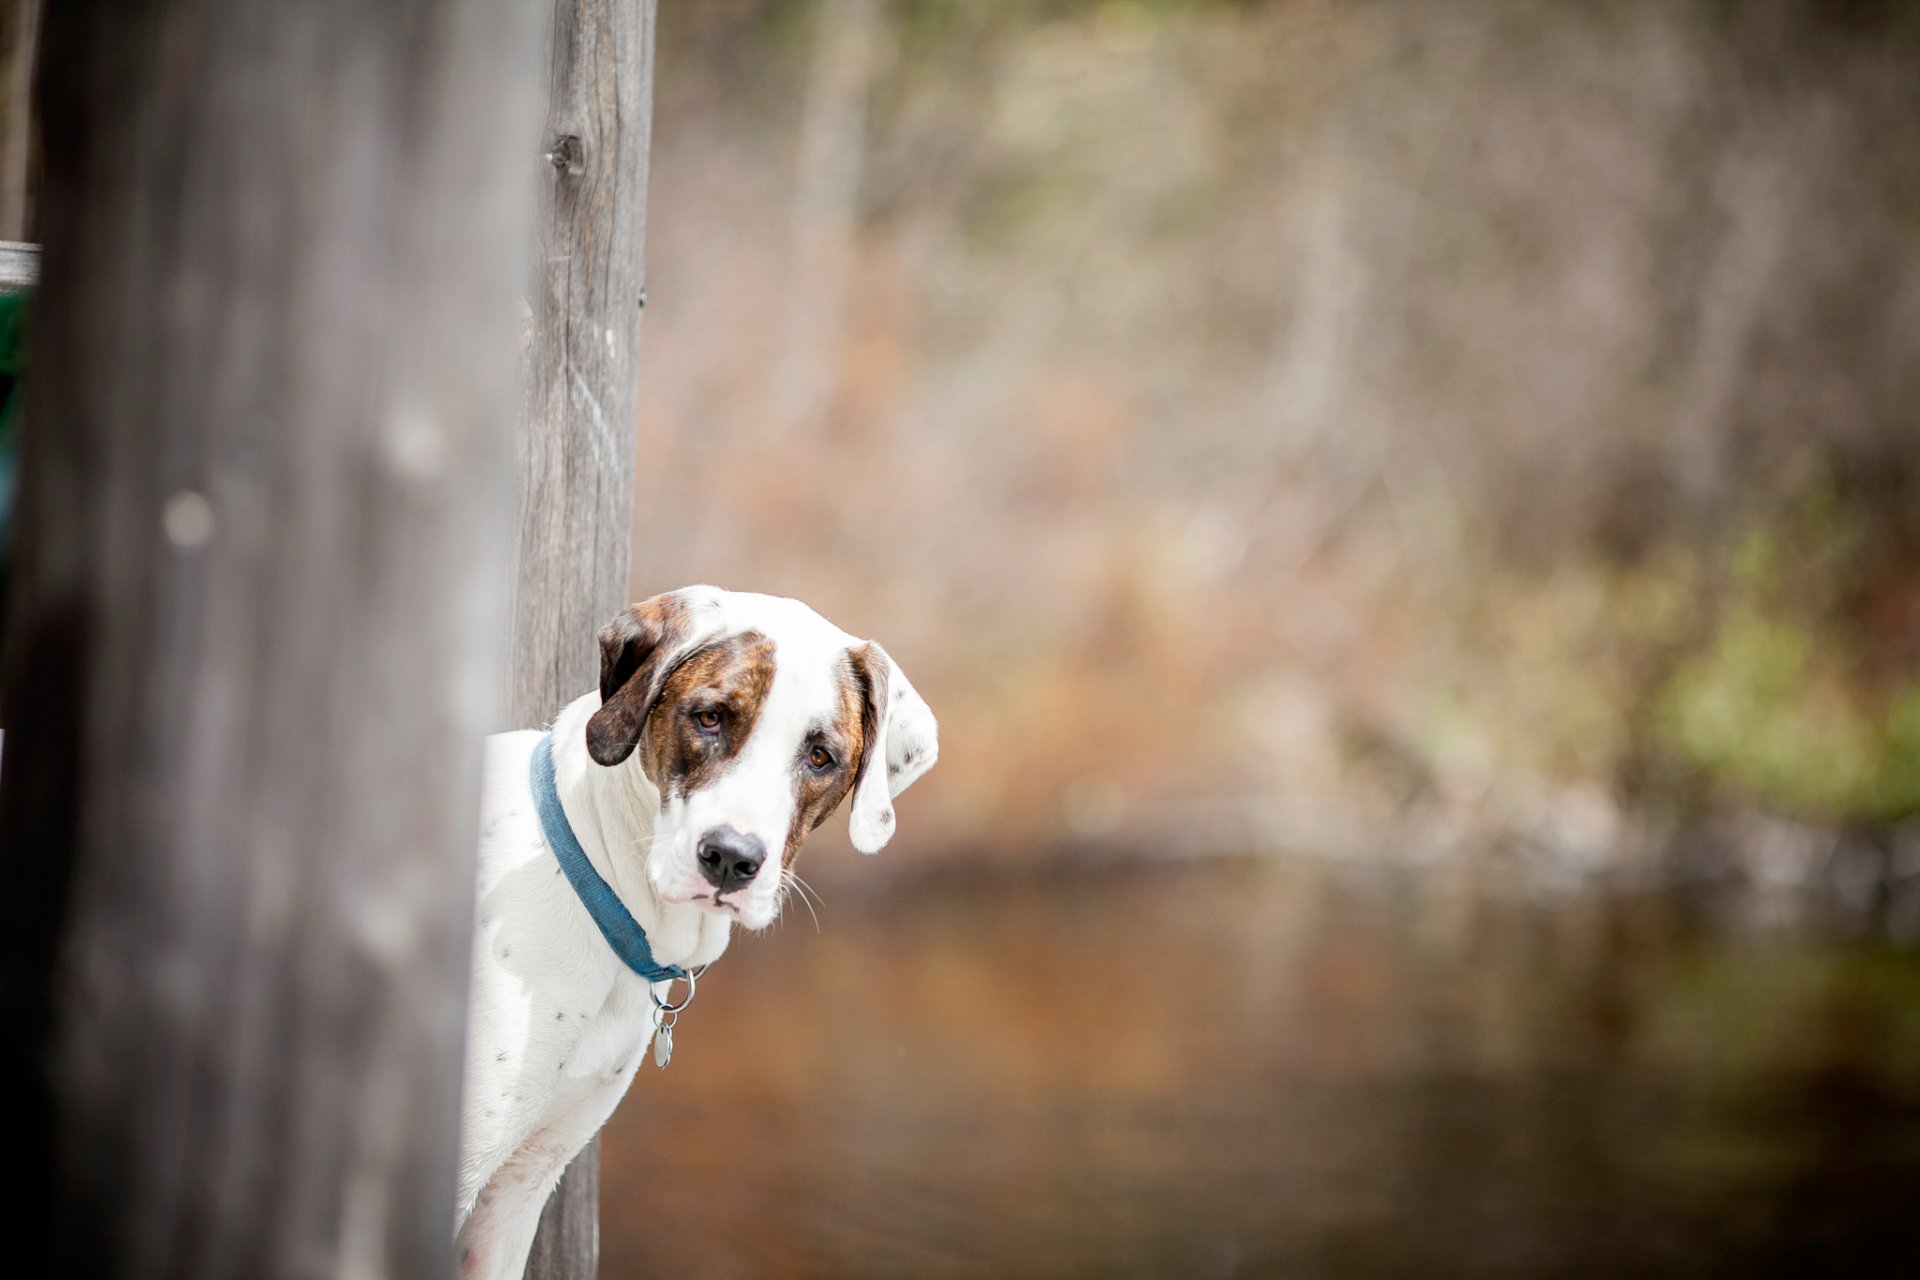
left=545, top=134, right=584, bottom=175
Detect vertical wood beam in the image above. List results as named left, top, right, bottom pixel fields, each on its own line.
left=511, top=2, right=659, bottom=1278
left=0, top=0, right=40, bottom=240
left=0, top=2, right=542, bottom=1276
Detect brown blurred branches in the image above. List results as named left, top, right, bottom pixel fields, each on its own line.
left=634, top=0, right=1920, bottom=874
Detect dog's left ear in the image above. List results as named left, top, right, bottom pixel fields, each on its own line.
left=585, top=591, right=703, bottom=767
left=846, top=642, right=939, bottom=854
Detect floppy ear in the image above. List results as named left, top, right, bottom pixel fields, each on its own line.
left=846, top=642, right=939, bottom=854
left=584, top=592, right=699, bottom=767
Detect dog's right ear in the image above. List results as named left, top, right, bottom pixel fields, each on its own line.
left=584, top=592, right=697, bottom=767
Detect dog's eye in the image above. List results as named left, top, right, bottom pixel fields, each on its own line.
left=807, top=746, right=835, bottom=771
left=693, top=708, right=723, bottom=733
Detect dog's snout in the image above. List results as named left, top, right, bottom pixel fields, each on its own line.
left=696, top=827, right=766, bottom=891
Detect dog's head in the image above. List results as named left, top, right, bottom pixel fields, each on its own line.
left=583, top=586, right=938, bottom=929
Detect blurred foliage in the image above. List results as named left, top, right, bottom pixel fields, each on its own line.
left=1656, top=499, right=1920, bottom=822
left=638, top=0, right=1920, bottom=871
left=1415, top=490, right=1920, bottom=835
left=618, top=13, right=1920, bottom=1265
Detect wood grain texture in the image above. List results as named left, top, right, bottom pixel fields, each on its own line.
left=513, top=4, right=658, bottom=1279
left=508, top=0, right=657, bottom=731
left=0, top=2, right=541, bottom=1276
left=0, top=0, right=38, bottom=240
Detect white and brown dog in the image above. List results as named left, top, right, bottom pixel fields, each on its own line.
left=453, top=587, right=937, bottom=1279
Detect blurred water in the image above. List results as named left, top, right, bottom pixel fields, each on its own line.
left=603, top=859, right=1920, bottom=1278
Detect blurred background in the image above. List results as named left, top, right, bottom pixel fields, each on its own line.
left=607, top=0, right=1920, bottom=1275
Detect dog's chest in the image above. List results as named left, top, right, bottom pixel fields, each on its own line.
left=471, top=735, right=662, bottom=1097
left=559, top=969, right=657, bottom=1082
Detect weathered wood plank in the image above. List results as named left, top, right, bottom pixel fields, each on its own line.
left=509, top=0, right=656, bottom=731
left=512, top=3, right=658, bottom=1278
left=0, top=0, right=39, bottom=240
left=0, top=3, right=542, bottom=1276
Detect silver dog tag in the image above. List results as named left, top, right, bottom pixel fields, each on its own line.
left=652, top=1024, right=673, bottom=1070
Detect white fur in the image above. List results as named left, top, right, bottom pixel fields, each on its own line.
left=453, top=589, right=936, bottom=1280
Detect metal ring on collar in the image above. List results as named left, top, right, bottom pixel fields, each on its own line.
left=650, top=963, right=706, bottom=1014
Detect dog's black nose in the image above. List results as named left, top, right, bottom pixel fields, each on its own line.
left=696, top=827, right=766, bottom=891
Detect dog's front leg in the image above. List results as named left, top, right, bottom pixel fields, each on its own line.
left=453, top=1150, right=568, bottom=1280
left=453, top=1075, right=631, bottom=1280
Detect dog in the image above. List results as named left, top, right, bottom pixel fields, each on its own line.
left=453, top=586, right=937, bottom=1279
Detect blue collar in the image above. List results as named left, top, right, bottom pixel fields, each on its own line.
left=529, top=733, right=686, bottom=983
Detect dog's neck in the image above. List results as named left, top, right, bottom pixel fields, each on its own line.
left=547, top=692, right=734, bottom=972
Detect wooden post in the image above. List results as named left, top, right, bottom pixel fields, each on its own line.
left=511, top=3, right=658, bottom=1278
left=0, top=0, right=39, bottom=240
left=0, top=2, right=541, bottom=1276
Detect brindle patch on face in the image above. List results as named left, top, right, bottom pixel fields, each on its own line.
left=586, top=593, right=694, bottom=767
left=639, top=631, right=776, bottom=799
left=781, top=654, right=869, bottom=866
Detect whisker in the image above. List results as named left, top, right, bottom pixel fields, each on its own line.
left=767, top=878, right=788, bottom=936
left=781, top=868, right=822, bottom=934
left=789, top=871, right=825, bottom=912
